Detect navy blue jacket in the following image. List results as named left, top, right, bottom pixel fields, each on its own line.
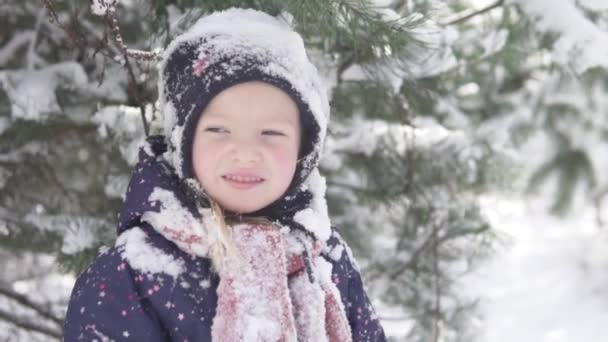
left=63, top=138, right=386, bottom=341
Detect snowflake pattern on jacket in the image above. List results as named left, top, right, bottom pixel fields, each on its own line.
left=63, top=138, right=387, bottom=341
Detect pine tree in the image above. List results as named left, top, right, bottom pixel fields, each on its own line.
left=2, top=0, right=608, bottom=341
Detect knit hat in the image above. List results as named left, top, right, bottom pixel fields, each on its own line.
left=159, top=8, right=329, bottom=178
left=157, top=8, right=332, bottom=239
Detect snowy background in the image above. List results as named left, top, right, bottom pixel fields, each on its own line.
left=464, top=195, right=608, bottom=342
left=2, top=0, right=608, bottom=340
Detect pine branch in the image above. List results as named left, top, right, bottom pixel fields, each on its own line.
left=0, top=284, right=64, bottom=328
left=383, top=220, right=489, bottom=281
left=387, top=222, right=439, bottom=280
left=441, top=0, right=505, bottom=26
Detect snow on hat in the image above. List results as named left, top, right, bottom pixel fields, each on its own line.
left=158, top=8, right=330, bottom=184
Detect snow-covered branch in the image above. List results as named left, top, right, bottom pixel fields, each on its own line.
left=441, top=0, right=505, bottom=26
left=0, top=308, right=61, bottom=340
left=508, top=0, right=608, bottom=73
left=0, top=284, right=63, bottom=328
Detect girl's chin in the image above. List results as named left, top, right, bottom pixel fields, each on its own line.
left=217, top=201, right=267, bottom=215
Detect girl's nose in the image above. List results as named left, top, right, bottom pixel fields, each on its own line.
left=229, top=142, right=262, bottom=166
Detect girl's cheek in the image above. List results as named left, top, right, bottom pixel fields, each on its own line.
left=268, top=144, right=299, bottom=167
left=199, top=138, right=227, bottom=152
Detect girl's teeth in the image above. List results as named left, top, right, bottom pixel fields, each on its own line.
left=224, top=175, right=263, bottom=183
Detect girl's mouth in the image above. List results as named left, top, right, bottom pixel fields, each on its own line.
left=222, top=174, right=265, bottom=190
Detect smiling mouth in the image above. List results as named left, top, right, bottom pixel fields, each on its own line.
left=222, top=174, right=265, bottom=189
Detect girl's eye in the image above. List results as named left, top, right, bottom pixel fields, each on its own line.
left=261, top=130, right=285, bottom=136
left=205, top=127, right=229, bottom=134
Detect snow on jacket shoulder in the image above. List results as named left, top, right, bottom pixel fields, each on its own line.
left=63, top=223, right=220, bottom=341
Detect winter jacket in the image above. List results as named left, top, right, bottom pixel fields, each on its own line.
left=63, top=137, right=387, bottom=342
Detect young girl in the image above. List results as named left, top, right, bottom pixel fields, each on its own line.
left=64, top=8, right=386, bottom=341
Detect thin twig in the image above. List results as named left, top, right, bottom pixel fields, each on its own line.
left=336, top=53, right=355, bottom=86
left=102, top=3, right=152, bottom=136
left=105, top=11, right=161, bottom=62
left=122, top=55, right=150, bottom=137
left=441, top=0, right=505, bottom=26
left=388, top=222, right=436, bottom=280
left=40, top=0, right=86, bottom=49
left=385, top=221, right=488, bottom=281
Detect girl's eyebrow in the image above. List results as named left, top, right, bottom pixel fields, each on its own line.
left=265, top=120, right=297, bottom=128
left=261, top=114, right=299, bottom=126
left=201, top=111, right=299, bottom=127
left=200, top=111, right=228, bottom=119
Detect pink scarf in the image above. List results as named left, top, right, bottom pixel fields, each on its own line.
left=143, top=190, right=351, bottom=341
left=210, top=224, right=352, bottom=342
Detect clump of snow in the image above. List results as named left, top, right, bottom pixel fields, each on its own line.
left=0, top=62, right=87, bottom=121
left=335, top=230, right=361, bottom=273
left=104, top=174, right=129, bottom=199
left=0, top=166, right=11, bottom=189
left=316, top=258, right=340, bottom=297
left=161, top=101, right=177, bottom=142
left=0, top=220, right=8, bottom=235
left=327, top=243, right=344, bottom=261
left=116, top=226, right=184, bottom=279
left=13, top=271, right=75, bottom=303
left=295, top=169, right=331, bottom=241
left=60, top=225, right=97, bottom=255
left=199, top=278, right=211, bottom=289
left=478, top=29, right=509, bottom=59
left=24, top=213, right=103, bottom=254
left=92, top=105, right=148, bottom=165
left=90, top=0, right=118, bottom=16
left=167, top=122, right=184, bottom=177
left=577, top=0, right=608, bottom=11
left=408, top=19, right=459, bottom=78
left=507, top=0, right=608, bottom=73
left=142, top=187, right=212, bottom=258
left=325, top=115, right=467, bottom=166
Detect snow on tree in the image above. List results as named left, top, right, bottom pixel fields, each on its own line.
left=1, top=0, right=607, bottom=341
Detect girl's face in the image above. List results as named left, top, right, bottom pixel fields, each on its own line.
left=192, top=81, right=301, bottom=214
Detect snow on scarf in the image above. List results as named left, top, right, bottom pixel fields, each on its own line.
left=141, top=181, right=351, bottom=341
